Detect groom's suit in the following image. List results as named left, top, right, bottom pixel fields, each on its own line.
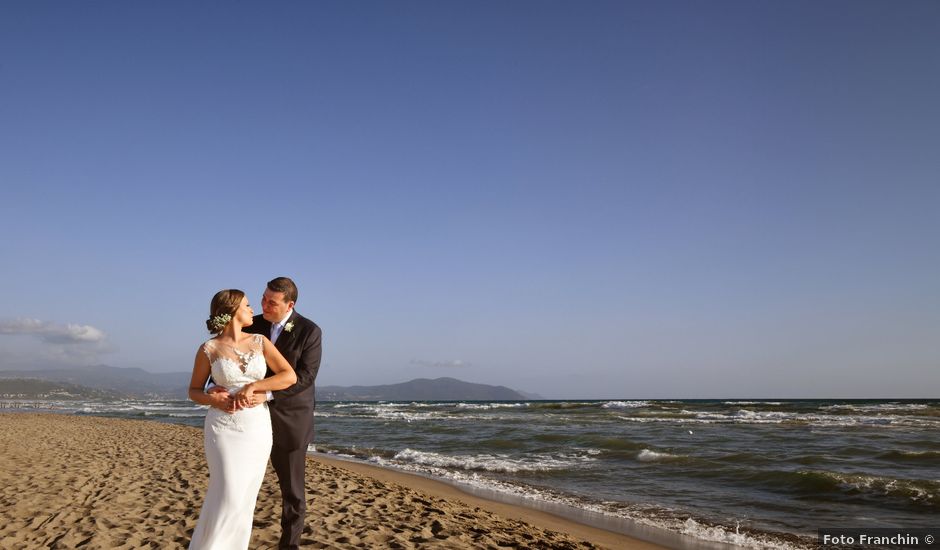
left=246, top=310, right=322, bottom=550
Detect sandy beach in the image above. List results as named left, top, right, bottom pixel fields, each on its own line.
left=0, top=414, right=664, bottom=549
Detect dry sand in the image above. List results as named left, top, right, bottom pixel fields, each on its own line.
left=0, top=414, right=665, bottom=549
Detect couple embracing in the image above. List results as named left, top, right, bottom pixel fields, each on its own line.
left=187, top=277, right=322, bottom=550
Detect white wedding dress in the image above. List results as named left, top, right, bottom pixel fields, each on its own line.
left=189, top=334, right=272, bottom=550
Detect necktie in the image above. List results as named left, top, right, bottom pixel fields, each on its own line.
left=271, top=323, right=282, bottom=343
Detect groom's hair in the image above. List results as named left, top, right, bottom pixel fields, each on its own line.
left=267, top=277, right=298, bottom=304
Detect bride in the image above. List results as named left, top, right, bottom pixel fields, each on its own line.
left=187, top=289, right=296, bottom=550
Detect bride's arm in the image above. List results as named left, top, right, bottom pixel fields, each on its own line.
left=233, top=337, right=297, bottom=406
left=188, top=346, right=235, bottom=411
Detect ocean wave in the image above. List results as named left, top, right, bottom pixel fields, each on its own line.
left=131, top=404, right=204, bottom=412
left=334, top=402, right=425, bottom=409
left=373, top=410, right=444, bottom=422
left=142, top=411, right=205, bottom=418
left=324, top=402, right=443, bottom=410
left=733, top=409, right=792, bottom=421
left=876, top=450, right=940, bottom=462
left=475, top=438, right=530, bottom=451
left=819, top=403, right=933, bottom=414
left=319, top=445, right=397, bottom=461
left=752, top=469, right=938, bottom=507
left=322, top=407, right=516, bottom=423
left=601, top=400, right=651, bottom=409
left=391, top=448, right=594, bottom=473
left=576, top=435, right=645, bottom=452
left=455, top=402, right=526, bottom=410
left=615, top=415, right=716, bottom=424
left=323, top=402, right=522, bottom=422
left=526, top=402, right=601, bottom=410
left=612, top=409, right=940, bottom=428
left=327, top=403, right=446, bottom=420
left=677, top=518, right=807, bottom=549
left=816, top=471, right=939, bottom=505
left=532, top=433, right=571, bottom=443
left=636, top=449, right=685, bottom=462
left=686, top=409, right=799, bottom=424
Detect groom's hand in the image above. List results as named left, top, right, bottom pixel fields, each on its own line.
left=240, top=393, right=267, bottom=408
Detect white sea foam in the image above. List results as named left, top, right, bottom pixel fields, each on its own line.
left=611, top=409, right=940, bottom=428
left=676, top=518, right=806, bottom=549
left=807, top=470, right=939, bottom=503
left=455, top=402, right=525, bottom=410
left=133, top=404, right=203, bottom=413
left=601, top=401, right=651, bottom=409
left=329, top=403, right=520, bottom=423
left=636, top=449, right=683, bottom=462
left=733, top=409, right=792, bottom=421
left=373, top=410, right=443, bottom=422
left=139, top=410, right=204, bottom=417
left=820, top=403, right=930, bottom=413
left=392, top=448, right=594, bottom=473
left=616, top=415, right=715, bottom=424
left=347, top=402, right=415, bottom=409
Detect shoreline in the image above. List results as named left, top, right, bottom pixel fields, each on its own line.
left=0, top=413, right=669, bottom=549
left=310, top=452, right=677, bottom=550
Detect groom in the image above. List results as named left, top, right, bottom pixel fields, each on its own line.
left=245, top=276, right=322, bottom=550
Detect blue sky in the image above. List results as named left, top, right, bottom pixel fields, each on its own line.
left=1, top=1, right=937, bottom=398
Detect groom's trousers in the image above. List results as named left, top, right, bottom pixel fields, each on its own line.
left=271, top=445, right=307, bottom=550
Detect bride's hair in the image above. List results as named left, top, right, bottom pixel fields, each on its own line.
left=206, top=289, right=246, bottom=334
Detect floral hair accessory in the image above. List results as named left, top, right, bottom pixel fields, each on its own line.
left=284, top=321, right=295, bottom=333
left=209, top=313, right=232, bottom=331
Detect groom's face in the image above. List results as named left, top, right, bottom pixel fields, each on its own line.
left=261, top=289, right=294, bottom=323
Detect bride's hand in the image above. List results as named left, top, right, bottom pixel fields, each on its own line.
left=234, top=384, right=256, bottom=409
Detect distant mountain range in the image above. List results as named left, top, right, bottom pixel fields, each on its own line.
left=0, top=365, right=539, bottom=401
left=318, top=377, right=532, bottom=401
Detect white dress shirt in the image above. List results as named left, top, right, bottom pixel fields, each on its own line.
left=270, top=309, right=294, bottom=344
left=265, top=309, right=293, bottom=402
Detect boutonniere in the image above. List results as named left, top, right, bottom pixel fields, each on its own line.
left=283, top=321, right=295, bottom=333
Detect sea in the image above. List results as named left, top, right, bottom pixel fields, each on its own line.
left=4, top=398, right=937, bottom=549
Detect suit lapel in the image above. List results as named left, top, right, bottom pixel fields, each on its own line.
left=275, top=310, right=299, bottom=354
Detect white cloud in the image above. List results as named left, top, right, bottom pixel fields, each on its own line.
left=410, top=359, right=469, bottom=368
left=0, top=318, right=112, bottom=365
left=0, top=318, right=107, bottom=343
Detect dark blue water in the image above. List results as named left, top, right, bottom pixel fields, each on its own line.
left=8, top=398, right=938, bottom=548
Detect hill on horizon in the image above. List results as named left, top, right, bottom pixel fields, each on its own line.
left=318, top=377, right=532, bottom=401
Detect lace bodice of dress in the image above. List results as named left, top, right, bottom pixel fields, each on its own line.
left=202, top=334, right=267, bottom=389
